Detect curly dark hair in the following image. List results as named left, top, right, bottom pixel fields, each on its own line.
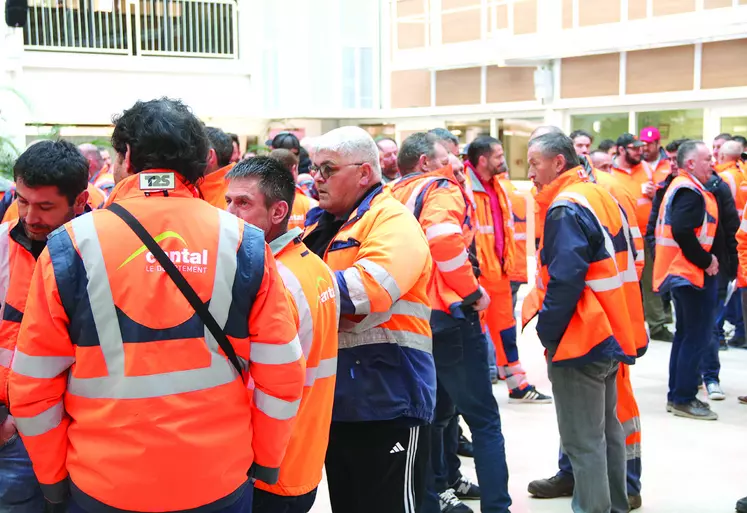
left=14, top=140, right=88, bottom=205
left=111, top=98, right=209, bottom=185
left=205, top=127, right=233, bottom=168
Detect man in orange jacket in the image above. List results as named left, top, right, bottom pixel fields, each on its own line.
left=226, top=157, right=339, bottom=513
left=79, top=144, right=115, bottom=196
left=200, top=127, right=235, bottom=209
left=0, top=139, right=90, bottom=513
left=269, top=149, right=319, bottom=231
left=9, top=98, right=305, bottom=513
left=527, top=132, right=646, bottom=513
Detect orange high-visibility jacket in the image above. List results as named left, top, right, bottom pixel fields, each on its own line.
left=593, top=170, right=645, bottom=279
left=653, top=173, right=719, bottom=293
left=303, top=186, right=435, bottom=423
left=91, top=166, right=115, bottom=197
left=289, top=187, right=318, bottom=231
left=255, top=228, right=340, bottom=497
left=497, top=174, right=528, bottom=284
left=389, top=166, right=481, bottom=314
left=9, top=170, right=305, bottom=510
left=2, top=184, right=105, bottom=223
left=198, top=163, right=234, bottom=210
left=736, top=204, right=747, bottom=288
left=716, top=161, right=747, bottom=213
left=464, top=164, right=515, bottom=285
left=611, top=160, right=668, bottom=230
left=0, top=220, right=41, bottom=409
left=533, top=168, right=646, bottom=365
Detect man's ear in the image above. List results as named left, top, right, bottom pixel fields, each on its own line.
left=359, top=163, right=374, bottom=187
left=73, top=190, right=89, bottom=215
left=272, top=200, right=290, bottom=228
left=125, top=145, right=135, bottom=176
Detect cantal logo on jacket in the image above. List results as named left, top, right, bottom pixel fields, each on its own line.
left=317, top=276, right=336, bottom=304
left=119, top=231, right=209, bottom=274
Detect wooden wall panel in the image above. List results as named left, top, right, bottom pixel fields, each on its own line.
left=435, top=67, right=481, bottom=106
left=397, top=0, right=425, bottom=17
left=486, top=66, right=535, bottom=102
left=561, top=53, right=620, bottom=98
left=579, top=0, right=620, bottom=25
left=397, top=21, right=426, bottom=49
left=628, top=0, right=647, bottom=19
left=702, top=39, right=747, bottom=89
left=513, top=0, right=537, bottom=34
left=562, top=0, right=573, bottom=29
left=653, top=0, right=696, bottom=15
left=704, top=0, right=732, bottom=8
left=495, top=4, right=509, bottom=30
left=626, top=45, right=695, bottom=94
left=442, top=0, right=479, bottom=9
left=442, top=9, right=481, bottom=44
left=391, top=70, right=431, bottom=108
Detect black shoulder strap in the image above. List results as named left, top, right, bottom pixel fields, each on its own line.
left=107, top=203, right=243, bottom=375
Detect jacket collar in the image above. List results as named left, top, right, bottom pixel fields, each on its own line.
left=534, top=166, right=590, bottom=214
left=465, top=162, right=498, bottom=194
left=269, top=227, right=303, bottom=256
left=106, top=170, right=199, bottom=205
left=305, top=183, right=384, bottom=229
left=714, top=160, right=738, bottom=174
left=394, top=165, right=459, bottom=189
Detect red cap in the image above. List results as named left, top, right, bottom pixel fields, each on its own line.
left=639, top=127, right=661, bottom=143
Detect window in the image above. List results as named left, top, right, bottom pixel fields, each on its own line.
left=637, top=109, right=704, bottom=143
left=721, top=117, right=747, bottom=137
left=342, top=46, right=376, bottom=109
left=571, top=113, right=629, bottom=148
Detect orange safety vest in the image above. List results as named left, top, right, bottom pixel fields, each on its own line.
left=464, top=164, right=515, bottom=284
left=0, top=221, right=38, bottom=408
left=532, top=168, right=645, bottom=364
left=653, top=173, right=719, bottom=293
left=593, top=170, right=645, bottom=279
left=389, top=166, right=481, bottom=314
left=2, top=184, right=105, bottom=223
left=498, top=174, right=528, bottom=283
left=199, top=163, right=234, bottom=209
left=91, top=166, right=115, bottom=196
left=9, top=170, right=305, bottom=510
left=611, top=160, right=667, bottom=230
left=737, top=204, right=747, bottom=288
left=255, top=228, right=339, bottom=497
left=716, top=160, right=747, bottom=213
left=289, top=187, right=318, bottom=231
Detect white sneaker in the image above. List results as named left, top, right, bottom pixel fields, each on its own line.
left=706, top=382, right=725, bottom=401
left=438, top=488, right=473, bottom=513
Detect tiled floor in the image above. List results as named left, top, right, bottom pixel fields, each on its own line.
left=311, top=316, right=747, bottom=512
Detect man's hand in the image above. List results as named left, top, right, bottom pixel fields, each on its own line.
left=473, top=286, right=491, bottom=312
left=0, top=415, right=17, bottom=445
left=642, top=182, right=656, bottom=199
left=706, top=255, right=719, bottom=276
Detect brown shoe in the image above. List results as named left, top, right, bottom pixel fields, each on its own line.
left=629, top=494, right=642, bottom=510
left=739, top=396, right=747, bottom=404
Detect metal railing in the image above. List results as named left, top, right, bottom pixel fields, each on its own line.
left=23, top=0, right=238, bottom=59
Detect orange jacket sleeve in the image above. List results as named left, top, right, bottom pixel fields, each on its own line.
left=420, top=185, right=480, bottom=301
left=247, top=244, right=306, bottom=485
left=9, top=249, right=73, bottom=502
left=737, top=206, right=747, bottom=282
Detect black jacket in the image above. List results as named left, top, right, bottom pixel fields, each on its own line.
left=706, top=174, right=739, bottom=281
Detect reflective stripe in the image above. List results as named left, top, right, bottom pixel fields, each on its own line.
left=477, top=224, right=494, bottom=234
left=514, top=233, right=527, bottom=241
left=68, top=211, right=241, bottom=399
left=425, top=223, right=462, bottom=241
left=250, top=337, right=303, bottom=365
left=391, top=300, right=431, bottom=321
left=304, top=356, right=338, bottom=387
left=342, top=266, right=370, bottom=315
left=435, top=249, right=468, bottom=273
left=722, top=172, right=737, bottom=199
left=0, top=223, right=10, bottom=323
left=0, top=347, right=12, bottom=368
left=626, top=441, right=642, bottom=460
left=630, top=227, right=642, bottom=238
left=339, top=299, right=431, bottom=334
left=636, top=198, right=650, bottom=206
left=15, top=401, right=64, bottom=437
left=254, top=389, right=301, bottom=420
left=635, top=250, right=644, bottom=262
left=656, top=237, right=679, bottom=248
left=404, top=177, right=440, bottom=214
left=276, top=260, right=314, bottom=357
left=741, top=219, right=747, bottom=233
left=11, top=351, right=74, bottom=379
left=622, top=416, right=641, bottom=436
left=339, top=328, right=432, bottom=353
left=359, top=259, right=402, bottom=303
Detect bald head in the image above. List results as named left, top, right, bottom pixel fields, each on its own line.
left=719, top=140, right=744, bottom=164
left=529, top=126, right=564, bottom=142
left=448, top=154, right=465, bottom=186
left=78, top=143, right=104, bottom=179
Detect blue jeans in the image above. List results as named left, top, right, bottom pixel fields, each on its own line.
left=427, top=311, right=511, bottom=513
left=713, top=281, right=745, bottom=341
left=670, top=278, right=718, bottom=404
left=0, top=434, right=45, bottom=513
left=704, top=275, right=730, bottom=384
left=253, top=488, right=316, bottom=513
left=486, top=328, right=498, bottom=381
left=67, top=483, right=253, bottom=513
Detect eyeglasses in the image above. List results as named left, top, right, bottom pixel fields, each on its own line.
left=310, top=162, right=365, bottom=181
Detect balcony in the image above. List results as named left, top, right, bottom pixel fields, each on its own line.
left=23, top=0, right=238, bottom=59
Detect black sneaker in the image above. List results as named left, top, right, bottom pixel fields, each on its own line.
left=737, top=496, right=747, bottom=513
left=729, top=336, right=747, bottom=348
left=457, top=433, right=474, bottom=458
left=439, top=489, right=473, bottom=513
left=527, top=473, right=574, bottom=498
left=719, top=338, right=729, bottom=351
left=509, top=385, right=553, bottom=404
left=672, top=399, right=718, bottom=420
left=650, top=328, right=674, bottom=342
left=451, top=476, right=480, bottom=500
